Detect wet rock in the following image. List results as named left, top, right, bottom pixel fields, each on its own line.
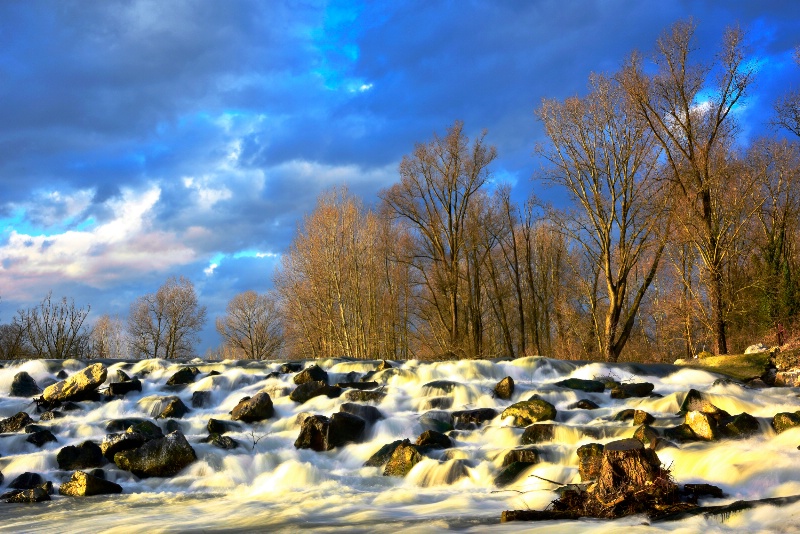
left=128, top=420, right=164, bottom=439
left=521, top=423, right=555, bottom=444
left=679, top=389, right=728, bottom=416
left=633, top=424, right=662, bottom=449
left=682, top=483, right=725, bottom=502
left=26, top=429, right=57, bottom=447
left=191, top=390, right=212, bottom=408
left=577, top=443, right=604, bottom=481
left=336, top=381, right=380, bottom=390
left=105, top=418, right=153, bottom=433
left=166, top=367, right=199, bottom=386
left=502, top=447, right=540, bottom=466
left=422, top=380, right=460, bottom=394
left=207, top=418, right=238, bottom=435
left=114, top=431, right=197, bottom=478
left=419, top=410, right=454, bottom=433
left=0, top=412, right=35, bottom=433
left=416, top=429, right=451, bottom=449
left=634, top=410, right=655, bottom=425
left=157, top=397, right=190, bottom=419
left=9, top=372, right=42, bottom=397
left=501, top=399, right=557, bottom=426
left=720, top=412, right=760, bottom=438
left=614, top=409, right=636, bottom=422
left=42, top=363, right=107, bottom=403
left=452, top=408, right=497, bottom=429
left=339, top=403, right=383, bottom=424
left=57, top=441, right=104, bottom=470
left=555, top=378, right=605, bottom=393
left=383, top=442, right=423, bottom=477
left=100, top=432, right=148, bottom=462
left=569, top=399, right=600, bottom=410
left=494, top=462, right=533, bottom=487
left=59, top=470, right=122, bottom=497
left=664, top=424, right=699, bottom=441
left=772, top=411, right=800, bottom=433
left=294, top=365, right=328, bottom=385
left=289, top=381, right=341, bottom=404
left=294, top=413, right=366, bottom=451
left=163, top=419, right=184, bottom=434
left=25, top=424, right=49, bottom=434
left=4, top=486, right=51, bottom=503
left=344, top=389, right=386, bottom=403
left=231, top=391, right=274, bottom=422
left=494, top=376, right=515, bottom=400
left=56, top=370, right=69, bottom=379
left=115, top=370, right=132, bottom=382
left=376, top=360, right=393, bottom=371
left=206, top=434, right=239, bottom=450
left=610, top=382, right=655, bottom=399
left=421, top=396, right=453, bottom=410
left=365, top=439, right=407, bottom=467
left=279, top=362, right=302, bottom=374
left=108, top=378, right=142, bottom=396
left=9, top=472, right=46, bottom=489
left=39, top=410, right=63, bottom=421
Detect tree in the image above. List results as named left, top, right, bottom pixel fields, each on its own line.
left=17, top=291, right=91, bottom=359
left=775, top=46, right=800, bottom=138
left=380, top=121, right=497, bottom=357
left=90, top=314, right=129, bottom=359
left=128, top=276, right=206, bottom=359
left=216, top=290, right=283, bottom=360
left=537, top=73, right=669, bottom=362
left=619, top=20, right=756, bottom=354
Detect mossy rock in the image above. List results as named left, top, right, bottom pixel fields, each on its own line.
left=501, top=399, right=557, bottom=427
left=772, top=412, right=800, bottom=434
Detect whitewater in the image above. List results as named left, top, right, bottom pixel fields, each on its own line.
left=2, top=356, right=800, bottom=533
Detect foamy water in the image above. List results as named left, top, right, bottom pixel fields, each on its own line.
left=1, top=356, right=799, bottom=533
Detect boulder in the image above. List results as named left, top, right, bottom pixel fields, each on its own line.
left=26, top=430, right=57, bottom=447
left=128, top=420, right=164, bottom=439
left=494, top=462, right=533, bottom=487
left=4, top=486, right=51, bottom=503
left=42, top=363, right=107, bottom=402
left=421, top=396, right=453, bottom=410
left=9, top=372, right=42, bottom=397
left=521, top=423, right=555, bottom=444
left=501, top=399, right=557, bottom=426
left=56, top=370, right=69, bottom=379
left=289, top=381, right=341, bottom=404
left=383, top=442, right=423, bottom=477
left=115, top=370, right=132, bottom=382
left=772, top=412, right=800, bottom=434
left=165, top=367, right=200, bottom=386
left=100, top=432, right=149, bottom=462
left=610, top=382, right=655, bottom=399
left=614, top=409, right=636, bottom=422
left=0, top=411, right=35, bottom=433
left=231, top=391, right=274, bottom=422
left=108, top=378, right=142, bottom=396
left=633, top=424, right=661, bottom=448
left=9, top=472, right=46, bottom=489
left=633, top=410, right=654, bottom=425
left=336, top=381, right=380, bottom=390
left=294, top=413, right=366, bottom=451
left=494, top=376, right=515, bottom=400
left=569, top=399, right=600, bottom=410
left=416, top=430, right=451, bottom=449
left=114, top=431, right=197, bottom=478
left=502, top=447, right=540, bottom=466
left=39, top=411, right=63, bottom=421
left=339, top=403, right=383, bottom=424
left=105, top=418, right=153, bottom=432
left=577, top=443, right=604, bottom=481
left=344, top=389, right=386, bottom=403
left=376, top=360, right=393, bottom=371
left=720, top=412, right=760, bottom=438
left=279, top=362, right=302, bottom=374
left=679, top=389, right=727, bottom=416
left=157, top=397, right=191, bottom=419
left=422, top=380, right=460, bottom=394
left=207, top=418, right=238, bottom=435
left=293, top=365, right=328, bottom=385
left=206, top=434, right=239, bottom=450
left=555, top=378, right=605, bottom=393
left=59, top=471, right=122, bottom=497
left=419, top=410, right=454, bottom=433
left=191, top=390, right=212, bottom=408
left=452, top=408, right=497, bottom=429
left=365, top=439, right=407, bottom=467
left=57, top=441, right=104, bottom=470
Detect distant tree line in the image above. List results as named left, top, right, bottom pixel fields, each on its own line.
left=1, top=20, right=798, bottom=362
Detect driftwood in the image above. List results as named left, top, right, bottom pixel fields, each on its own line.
left=653, top=494, right=800, bottom=522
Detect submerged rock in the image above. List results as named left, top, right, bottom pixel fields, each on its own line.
left=365, top=439, right=408, bottom=467
left=231, top=391, right=274, bottom=422
left=452, top=408, right=497, bottom=429
left=422, top=380, right=460, bottom=395
left=339, top=402, right=383, bottom=424
left=0, top=411, right=35, bottom=433
left=419, top=410, right=454, bottom=433
left=42, top=363, right=107, bottom=403
left=383, top=442, right=423, bottom=477
left=555, top=378, right=605, bottom=393
left=494, top=461, right=533, bottom=487
left=4, top=486, right=51, bottom=503
left=206, top=434, right=239, bottom=450
left=57, top=441, right=104, bottom=470
left=114, top=431, right=197, bottom=478
left=207, top=418, right=239, bottom=435
left=10, top=372, right=42, bottom=397
left=569, top=399, right=600, bottom=410
left=494, top=376, right=515, bottom=400
left=294, top=413, right=366, bottom=451
left=610, top=382, right=655, bottom=399
left=59, top=470, right=122, bottom=497
left=336, top=381, right=380, bottom=390
left=191, top=390, right=212, bottom=408
left=501, top=399, right=557, bottom=426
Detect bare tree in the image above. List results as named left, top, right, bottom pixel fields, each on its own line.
left=217, top=290, right=283, bottom=360
left=128, top=276, right=206, bottom=359
left=537, top=73, right=669, bottom=362
left=775, top=46, right=800, bottom=138
left=17, top=291, right=91, bottom=359
left=90, top=314, right=129, bottom=359
left=619, top=20, right=756, bottom=354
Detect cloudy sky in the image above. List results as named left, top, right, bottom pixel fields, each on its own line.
left=1, top=1, right=799, bottom=354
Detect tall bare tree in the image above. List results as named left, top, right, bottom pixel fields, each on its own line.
left=17, top=291, right=91, bottom=359
left=619, top=20, right=756, bottom=354
left=217, top=290, right=283, bottom=360
left=90, top=314, right=129, bottom=359
left=775, top=46, right=800, bottom=138
left=128, top=276, right=206, bottom=359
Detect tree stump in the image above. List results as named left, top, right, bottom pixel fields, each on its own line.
left=594, top=438, right=662, bottom=503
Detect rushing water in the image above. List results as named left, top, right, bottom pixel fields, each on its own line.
left=2, top=356, right=800, bottom=533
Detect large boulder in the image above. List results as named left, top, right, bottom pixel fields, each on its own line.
left=4, top=486, right=51, bottom=503
left=610, top=382, right=655, bottom=399
left=43, top=363, right=107, bottom=402
left=502, top=447, right=540, bottom=466
left=0, top=411, right=34, bottom=433
left=289, top=381, right=342, bottom=404
left=57, top=441, right=104, bottom=470
left=293, top=365, right=328, bottom=385
left=114, top=431, right=197, bottom=478
left=684, top=411, right=718, bottom=441
left=521, top=423, right=555, bottom=444
left=10, top=372, right=42, bottom=397
left=100, top=432, right=149, bottom=462
left=452, top=408, right=497, bottom=429
left=108, top=379, right=142, bottom=396
left=344, top=389, right=386, bottom=403
left=679, top=389, right=728, bottom=416
left=501, top=399, right=557, bottom=426
left=383, top=442, right=423, bottom=477
left=772, top=411, right=800, bottom=434
left=231, top=391, right=274, bottom=422
left=494, top=376, right=515, bottom=400
left=165, top=367, right=199, bottom=386
left=365, top=439, right=407, bottom=467
left=59, top=471, right=122, bottom=497
left=339, top=403, right=383, bottom=424
left=157, top=397, right=191, bottom=419
left=555, top=378, right=605, bottom=393
left=26, top=429, right=57, bottom=447
left=720, top=412, right=760, bottom=438
left=294, top=413, right=366, bottom=451
left=416, top=430, right=451, bottom=449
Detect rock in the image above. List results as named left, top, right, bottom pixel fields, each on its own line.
left=633, top=424, right=662, bottom=449
left=9, top=372, right=42, bottom=397
left=100, top=432, right=148, bottom=462
left=610, top=382, right=655, bottom=399
left=339, top=403, right=383, bottom=424
left=555, top=378, right=605, bottom=393
left=502, top=447, right=540, bottom=466
left=293, top=365, right=328, bottom=385
left=452, top=408, right=497, bottom=429
left=191, top=390, right=212, bottom=408
left=9, top=472, right=46, bottom=489
left=207, top=434, right=239, bottom=450
left=105, top=418, right=153, bottom=432
left=207, top=418, right=238, bottom=434
left=416, top=430, right=451, bottom=449
left=772, top=412, right=800, bottom=433
left=634, top=410, right=655, bottom=425
left=4, top=486, right=51, bottom=503
left=577, top=443, right=604, bottom=481
left=108, top=378, right=142, bottom=396
left=157, top=397, right=190, bottom=419
left=0, top=411, right=35, bottom=433
left=679, top=389, right=727, bottom=415
left=775, top=371, right=800, bottom=387
left=26, top=430, right=57, bottom=447
left=569, top=399, right=600, bottom=410
left=720, top=412, right=760, bottom=438
left=422, top=380, right=460, bottom=394
left=39, top=411, right=63, bottom=421
left=25, top=424, right=49, bottom=434
left=365, top=439, right=408, bottom=467
left=128, top=420, right=164, bottom=439
left=230, top=391, right=274, bottom=422
left=56, top=370, right=69, bottom=379
left=336, top=381, right=380, bottom=390
left=57, top=441, right=104, bottom=470
left=594, top=438, right=666, bottom=502
left=494, top=462, right=533, bottom=487
left=165, top=367, right=200, bottom=386
left=294, top=413, right=366, bottom=451
left=289, top=381, right=341, bottom=404
left=494, top=376, right=515, bottom=400
left=614, top=409, right=636, bottom=422
left=115, top=370, right=132, bottom=382
left=163, top=419, right=184, bottom=434
left=682, top=483, right=725, bottom=501
left=521, top=423, right=555, bottom=444
left=59, top=470, right=122, bottom=497
left=376, top=360, right=393, bottom=371
left=42, top=363, right=107, bottom=402
left=383, top=442, right=423, bottom=477
left=745, top=343, right=769, bottom=354
left=344, top=389, right=386, bottom=403
left=419, top=410, right=454, bottom=433
left=501, top=399, right=557, bottom=426
left=114, top=431, right=197, bottom=478
left=664, top=424, right=698, bottom=441
left=421, top=397, right=453, bottom=410
left=279, top=362, right=302, bottom=374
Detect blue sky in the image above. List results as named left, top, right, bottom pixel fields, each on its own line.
left=1, top=1, right=799, bottom=354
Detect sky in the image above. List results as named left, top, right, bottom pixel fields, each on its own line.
left=1, top=1, right=799, bottom=355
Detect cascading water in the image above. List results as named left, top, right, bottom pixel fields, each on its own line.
left=1, top=356, right=800, bottom=532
